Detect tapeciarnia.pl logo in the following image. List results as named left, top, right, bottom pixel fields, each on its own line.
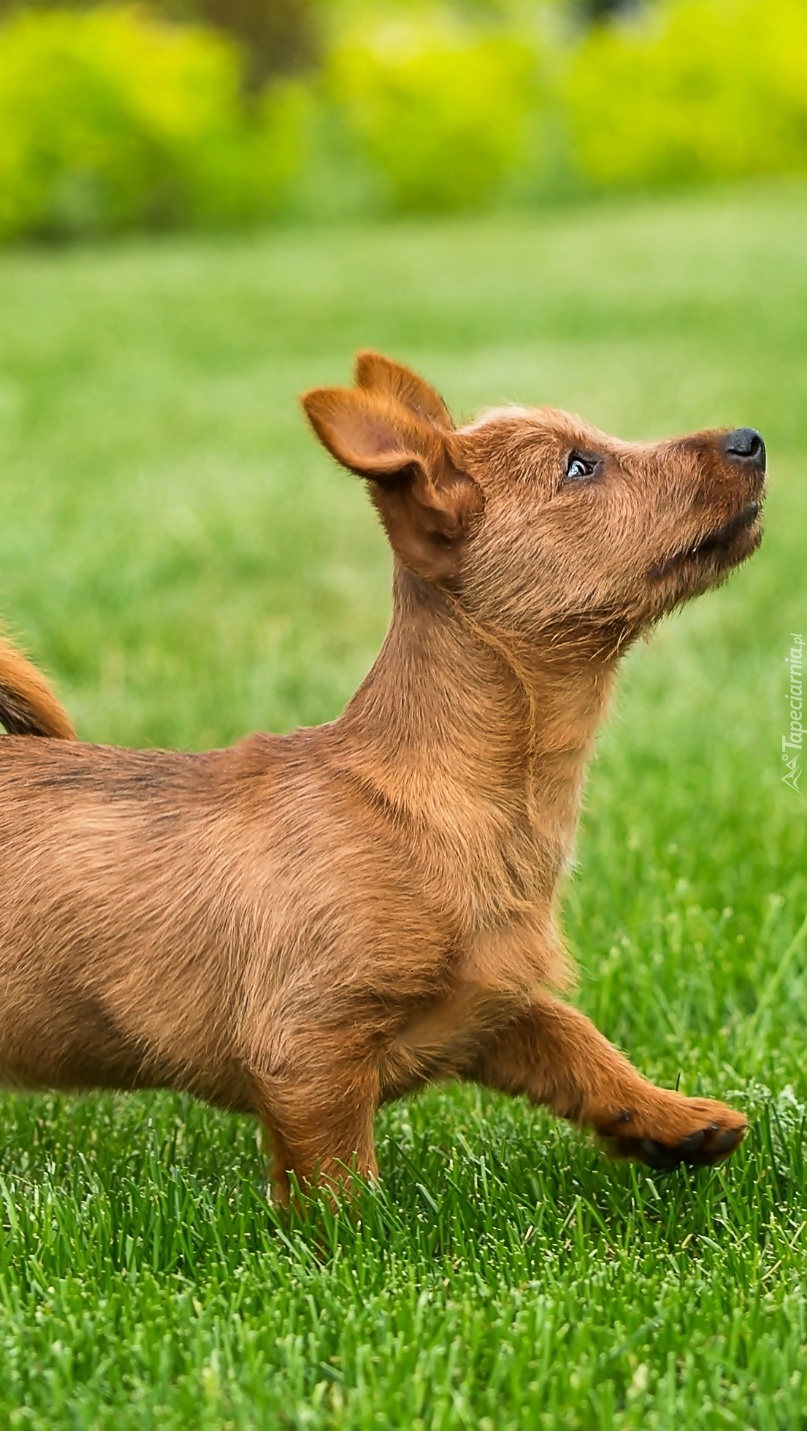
left=782, top=633, right=804, bottom=793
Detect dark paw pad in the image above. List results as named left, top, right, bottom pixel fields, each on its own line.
left=604, top=1117, right=747, bottom=1171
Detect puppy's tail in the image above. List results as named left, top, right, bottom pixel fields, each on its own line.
left=0, top=636, right=76, bottom=739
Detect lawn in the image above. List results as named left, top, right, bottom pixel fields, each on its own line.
left=0, top=181, right=805, bottom=1429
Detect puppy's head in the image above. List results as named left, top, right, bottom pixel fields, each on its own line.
left=302, top=353, right=765, bottom=650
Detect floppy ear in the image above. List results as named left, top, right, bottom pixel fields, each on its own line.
left=301, top=385, right=482, bottom=583
left=354, top=350, right=454, bottom=429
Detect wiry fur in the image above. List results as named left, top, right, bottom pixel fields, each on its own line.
left=0, top=353, right=765, bottom=1202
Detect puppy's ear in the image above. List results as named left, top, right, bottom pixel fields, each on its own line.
left=354, top=350, right=454, bottom=429
left=301, top=386, right=482, bottom=583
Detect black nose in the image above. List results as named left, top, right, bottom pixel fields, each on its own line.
left=723, top=428, right=766, bottom=469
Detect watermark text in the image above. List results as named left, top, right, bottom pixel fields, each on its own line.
left=782, top=632, right=803, bottom=792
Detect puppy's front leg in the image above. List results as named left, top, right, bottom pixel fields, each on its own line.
left=251, top=1056, right=379, bottom=1206
left=468, top=995, right=747, bottom=1168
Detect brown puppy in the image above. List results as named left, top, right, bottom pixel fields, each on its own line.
left=0, top=353, right=764, bottom=1203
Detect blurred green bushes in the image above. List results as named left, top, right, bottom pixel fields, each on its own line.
left=324, top=14, right=539, bottom=213
left=0, top=0, right=806, bottom=239
left=0, top=6, right=307, bottom=237
left=566, top=0, right=807, bottom=188
left=0, top=0, right=318, bottom=87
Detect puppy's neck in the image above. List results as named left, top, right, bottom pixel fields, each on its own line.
left=334, top=565, right=617, bottom=917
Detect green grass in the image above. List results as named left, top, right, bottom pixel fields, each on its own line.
left=0, top=179, right=806, bottom=1429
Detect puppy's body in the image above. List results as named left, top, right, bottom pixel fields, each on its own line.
left=0, top=598, right=584, bottom=1106
left=0, top=355, right=765, bottom=1200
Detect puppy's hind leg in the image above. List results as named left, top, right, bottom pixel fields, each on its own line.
left=250, top=1051, right=379, bottom=1207
left=467, top=994, right=747, bottom=1169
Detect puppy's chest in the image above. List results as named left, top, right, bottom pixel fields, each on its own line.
left=385, top=918, right=564, bottom=1090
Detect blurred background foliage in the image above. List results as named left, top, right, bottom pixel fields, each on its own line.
left=0, top=0, right=805, bottom=238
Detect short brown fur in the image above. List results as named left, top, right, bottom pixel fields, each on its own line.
left=0, top=354, right=764, bottom=1202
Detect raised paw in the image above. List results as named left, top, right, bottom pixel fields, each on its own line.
left=597, top=1094, right=748, bottom=1171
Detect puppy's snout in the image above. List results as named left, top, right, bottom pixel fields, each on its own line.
left=723, top=428, right=766, bottom=471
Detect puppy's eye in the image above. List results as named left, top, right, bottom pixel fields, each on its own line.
left=565, top=451, right=598, bottom=481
